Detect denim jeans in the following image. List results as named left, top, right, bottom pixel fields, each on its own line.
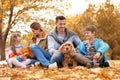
left=50, top=52, right=64, bottom=67
left=30, top=44, right=52, bottom=67
left=29, top=59, right=39, bottom=64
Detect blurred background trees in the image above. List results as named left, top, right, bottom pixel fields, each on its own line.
left=67, top=0, right=120, bottom=59
left=0, top=0, right=120, bottom=60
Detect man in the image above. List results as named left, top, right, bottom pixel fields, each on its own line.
left=48, top=16, right=82, bottom=67
left=74, top=25, right=110, bottom=68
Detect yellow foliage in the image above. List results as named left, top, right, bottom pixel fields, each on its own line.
left=0, top=15, right=3, bottom=19
left=1, top=23, right=4, bottom=29
left=1, top=0, right=10, bottom=10
left=15, top=0, right=24, bottom=7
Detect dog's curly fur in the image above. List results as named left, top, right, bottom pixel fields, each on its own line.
left=59, top=41, right=77, bottom=67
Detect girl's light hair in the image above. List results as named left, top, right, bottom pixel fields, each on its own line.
left=10, top=31, right=21, bottom=55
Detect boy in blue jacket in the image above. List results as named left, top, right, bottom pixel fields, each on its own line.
left=74, top=25, right=110, bottom=68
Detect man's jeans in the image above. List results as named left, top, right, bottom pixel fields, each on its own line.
left=50, top=52, right=64, bottom=67
left=30, top=44, right=51, bottom=67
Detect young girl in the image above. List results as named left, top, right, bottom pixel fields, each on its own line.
left=7, top=31, right=31, bottom=68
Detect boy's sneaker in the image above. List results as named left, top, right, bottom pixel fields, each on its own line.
left=48, top=62, right=58, bottom=68
left=86, top=62, right=94, bottom=69
left=99, top=62, right=110, bottom=67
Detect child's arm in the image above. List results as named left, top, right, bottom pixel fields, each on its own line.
left=97, top=39, right=109, bottom=54
left=8, top=50, right=15, bottom=58
left=78, top=42, right=87, bottom=55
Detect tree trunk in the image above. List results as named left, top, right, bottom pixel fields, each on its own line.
left=0, top=18, right=5, bottom=60
left=0, top=18, right=2, bottom=60
left=1, top=0, right=15, bottom=60
left=0, top=4, right=4, bottom=60
left=1, top=40, right=6, bottom=60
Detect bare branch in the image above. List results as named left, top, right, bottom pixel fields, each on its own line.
left=12, top=5, right=38, bottom=25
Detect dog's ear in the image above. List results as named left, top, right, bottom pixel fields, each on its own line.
left=70, top=43, right=76, bottom=57
left=59, top=44, right=64, bottom=53
left=70, top=49, right=76, bottom=57
left=59, top=43, right=68, bottom=53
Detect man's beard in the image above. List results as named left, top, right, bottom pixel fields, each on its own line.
left=59, top=28, right=65, bottom=33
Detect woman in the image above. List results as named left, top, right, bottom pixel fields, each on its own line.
left=29, top=22, right=57, bottom=68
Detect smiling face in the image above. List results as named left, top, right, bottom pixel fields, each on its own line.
left=12, top=32, right=21, bottom=44
left=31, top=28, right=41, bottom=37
left=56, top=19, right=66, bottom=33
left=30, top=22, right=43, bottom=38
left=84, top=30, right=95, bottom=40
left=84, top=25, right=96, bottom=41
left=55, top=16, right=66, bottom=34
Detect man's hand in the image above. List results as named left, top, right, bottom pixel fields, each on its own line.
left=93, top=52, right=101, bottom=59
left=52, top=50, right=59, bottom=54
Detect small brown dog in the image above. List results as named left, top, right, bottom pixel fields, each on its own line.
left=59, top=41, right=77, bottom=67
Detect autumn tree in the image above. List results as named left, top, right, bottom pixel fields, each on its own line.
left=67, top=15, right=84, bottom=39
left=67, top=4, right=96, bottom=40
left=0, top=0, right=70, bottom=60
left=95, top=0, right=120, bottom=48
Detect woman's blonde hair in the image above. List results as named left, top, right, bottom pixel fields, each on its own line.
left=10, top=31, right=21, bottom=54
